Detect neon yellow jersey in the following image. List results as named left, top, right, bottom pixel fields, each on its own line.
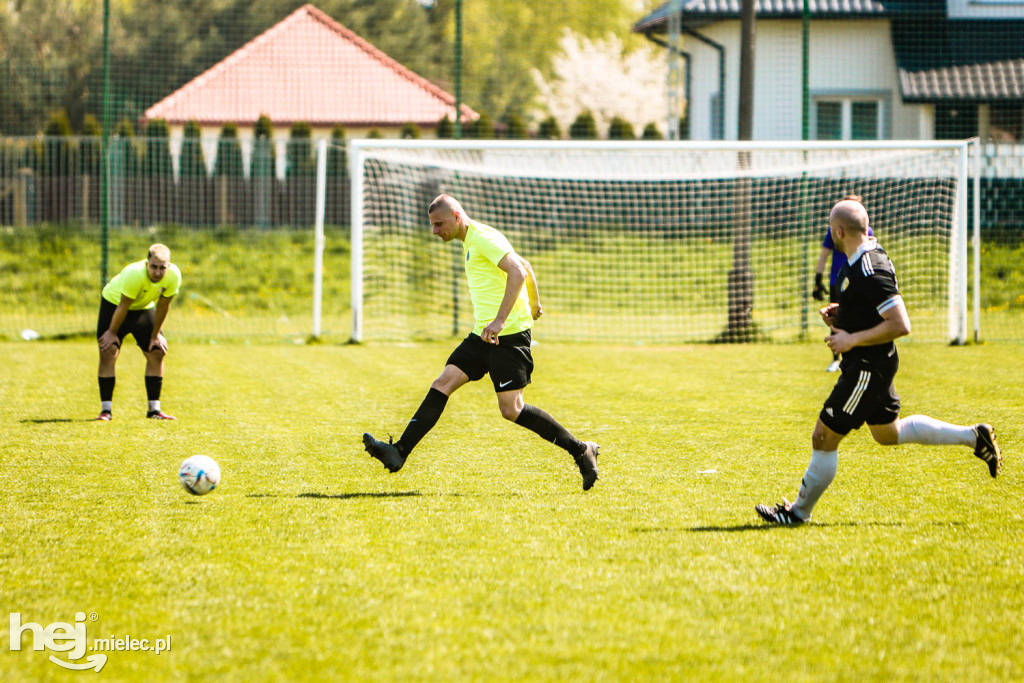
left=102, top=260, right=182, bottom=310
left=463, top=220, right=533, bottom=336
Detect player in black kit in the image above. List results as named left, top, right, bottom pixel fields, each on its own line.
left=756, top=198, right=1002, bottom=525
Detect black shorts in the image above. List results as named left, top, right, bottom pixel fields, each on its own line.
left=96, top=298, right=159, bottom=352
left=820, top=357, right=901, bottom=435
left=446, top=329, right=533, bottom=392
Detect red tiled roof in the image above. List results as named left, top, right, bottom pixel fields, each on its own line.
left=145, top=4, right=476, bottom=127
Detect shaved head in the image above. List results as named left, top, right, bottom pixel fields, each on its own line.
left=428, top=194, right=470, bottom=242
left=429, top=194, right=465, bottom=218
left=829, top=199, right=870, bottom=234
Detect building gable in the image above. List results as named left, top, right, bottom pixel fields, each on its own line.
left=145, top=3, right=476, bottom=128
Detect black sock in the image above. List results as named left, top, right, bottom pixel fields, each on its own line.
left=515, top=404, right=586, bottom=457
left=145, top=375, right=163, bottom=401
left=396, top=388, right=449, bottom=457
left=99, top=377, right=115, bottom=402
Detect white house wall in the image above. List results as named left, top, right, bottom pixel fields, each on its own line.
left=685, top=18, right=925, bottom=140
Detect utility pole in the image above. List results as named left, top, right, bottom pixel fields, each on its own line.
left=723, top=0, right=757, bottom=341
left=100, top=0, right=111, bottom=285
left=454, top=0, right=462, bottom=140
left=667, top=0, right=683, bottom=140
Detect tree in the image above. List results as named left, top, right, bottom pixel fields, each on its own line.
left=111, top=118, right=140, bottom=178
left=214, top=123, right=243, bottom=178
left=251, top=114, right=276, bottom=180
left=327, top=125, right=348, bottom=178
left=436, top=115, right=454, bottom=139
left=179, top=120, right=208, bottom=226
left=251, top=114, right=275, bottom=228
left=180, top=120, right=208, bottom=179
left=287, top=121, right=315, bottom=178
left=679, top=107, right=691, bottom=141
left=0, top=0, right=104, bottom=134
left=569, top=110, right=598, bottom=140
left=141, top=118, right=172, bottom=224
left=0, top=1, right=663, bottom=139
left=503, top=111, right=528, bottom=139
left=400, top=122, right=422, bottom=139
left=533, top=29, right=667, bottom=138
left=538, top=116, right=561, bottom=140
left=213, top=122, right=243, bottom=226
left=80, top=116, right=103, bottom=222
left=466, top=112, right=495, bottom=140
left=143, top=119, right=173, bottom=177
left=607, top=116, right=636, bottom=140
left=642, top=122, right=664, bottom=140
left=454, top=0, right=652, bottom=123
left=79, top=115, right=103, bottom=176
left=42, top=110, right=74, bottom=177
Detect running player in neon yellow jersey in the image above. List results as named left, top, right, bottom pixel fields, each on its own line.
left=362, top=194, right=599, bottom=490
left=95, top=243, right=182, bottom=421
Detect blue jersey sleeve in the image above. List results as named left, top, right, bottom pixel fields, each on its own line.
left=822, top=228, right=835, bottom=250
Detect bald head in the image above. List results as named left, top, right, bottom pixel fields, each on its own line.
left=829, top=199, right=870, bottom=235
left=428, top=194, right=469, bottom=242
left=429, top=194, right=465, bottom=218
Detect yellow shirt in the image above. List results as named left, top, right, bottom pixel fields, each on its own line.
left=462, top=220, right=533, bottom=336
left=102, top=260, right=182, bottom=310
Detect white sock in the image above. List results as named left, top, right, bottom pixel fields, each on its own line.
left=897, top=415, right=974, bottom=446
left=101, top=401, right=112, bottom=412
left=791, top=449, right=838, bottom=521
left=148, top=400, right=161, bottom=412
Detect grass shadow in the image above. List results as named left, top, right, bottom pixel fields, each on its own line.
left=297, top=491, right=426, bottom=500
left=20, top=418, right=75, bottom=424
left=687, top=523, right=795, bottom=532
left=687, top=520, right=907, bottom=532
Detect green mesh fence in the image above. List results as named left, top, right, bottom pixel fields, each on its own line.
left=0, top=0, right=1021, bottom=342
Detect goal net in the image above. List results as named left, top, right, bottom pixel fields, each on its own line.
left=348, top=140, right=969, bottom=345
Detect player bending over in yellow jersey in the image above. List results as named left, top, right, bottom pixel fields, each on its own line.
left=362, top=194, right=600, bottom=491
left=94, top=244, right=181, bottom=421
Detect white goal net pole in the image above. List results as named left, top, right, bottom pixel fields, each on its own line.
left=971, top=138, right=982, bottom=343
left=312, top=139, right=327, bottom=338
left=350, top=141, right=366, bottom=343
left=348, top=139, right=970, bottom=345
left=954, top=139, right=969, bottom=345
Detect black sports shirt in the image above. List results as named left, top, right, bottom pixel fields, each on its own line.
left=834, top=240, right=904, bottom=365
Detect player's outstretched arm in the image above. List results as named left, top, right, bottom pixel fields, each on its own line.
left=812, top=246, right=830, bottom=301
left=521, top=257, right=543, bottom=320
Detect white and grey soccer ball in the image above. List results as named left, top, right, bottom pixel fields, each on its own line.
left=178, top=455, right=221, bottom=496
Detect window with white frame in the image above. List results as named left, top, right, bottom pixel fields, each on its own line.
left=813, top=97, right=884, bottom=140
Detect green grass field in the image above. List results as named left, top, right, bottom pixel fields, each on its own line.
left=1, top=340, right=1022, bottom=681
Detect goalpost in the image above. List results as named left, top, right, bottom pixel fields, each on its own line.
left=345, top=139, right=971, bottom=345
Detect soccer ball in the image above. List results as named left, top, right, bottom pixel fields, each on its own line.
left=178, top=455, right=221, bottom=496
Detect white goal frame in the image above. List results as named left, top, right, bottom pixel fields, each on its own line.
left=344, top=139, right=976, bottom=344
